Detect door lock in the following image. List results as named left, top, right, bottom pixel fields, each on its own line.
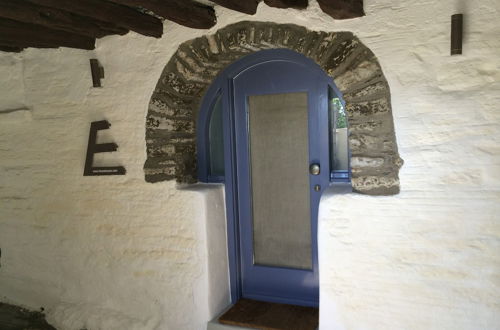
left=309, top=163, right=320, bottom=175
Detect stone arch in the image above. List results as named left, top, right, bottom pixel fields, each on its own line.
left=144, top=21, right=403, bottom=195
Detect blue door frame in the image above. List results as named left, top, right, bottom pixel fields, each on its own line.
left=197, top=49, right=342, bottom=307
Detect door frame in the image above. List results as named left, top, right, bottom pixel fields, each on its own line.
left=197, top=49, right=341, bottom=305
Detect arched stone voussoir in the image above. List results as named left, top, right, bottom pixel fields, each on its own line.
left=144, top=21, right=403, bottom=195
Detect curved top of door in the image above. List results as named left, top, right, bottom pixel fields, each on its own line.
left=197, top=48, right=342, bottom=182
left=212, top=49, right=334, bottom=89
left=198, top=49, right=340, bottom=128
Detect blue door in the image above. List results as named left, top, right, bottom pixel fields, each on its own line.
left=231, top=54, right=332, bottom=307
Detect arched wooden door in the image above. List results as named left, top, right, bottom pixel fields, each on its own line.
left=198, top=50, right=337, bottom=307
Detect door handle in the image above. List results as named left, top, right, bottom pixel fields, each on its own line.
left=309, top=163, right=320, bottom=175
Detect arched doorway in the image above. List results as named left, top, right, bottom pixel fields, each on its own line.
left=144, top=21, right=402, bottom=196
left=143, top=18, right=403, bottom=311
left=197, top=49, right=343, bottom=306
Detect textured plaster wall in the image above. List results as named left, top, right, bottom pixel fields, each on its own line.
left=0, top=0, right=499, bottom=329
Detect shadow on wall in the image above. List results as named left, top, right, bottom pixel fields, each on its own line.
left=0, top=302, right=56, bottom=330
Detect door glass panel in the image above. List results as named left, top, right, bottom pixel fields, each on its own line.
left=328, top=87, right=349, bottom=180
left=209, top=95, right=224, bottom=177
left=248, top=92, right=312, bottom=270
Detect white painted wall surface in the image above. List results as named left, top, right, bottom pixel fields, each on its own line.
left=0, top=0, right=499, bottom=329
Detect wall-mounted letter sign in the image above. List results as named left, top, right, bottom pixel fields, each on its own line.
left=84, top=120, right=126, bottom=176
left=90, top=59, right=104, bottom=87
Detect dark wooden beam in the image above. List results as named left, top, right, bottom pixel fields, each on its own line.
left=210, top=0, right=260, bottom=15
left=0, top=45, right=24, bottom=53
left=26, top=0, right=163, bottom=37
left=0, top=32, right=72, bottom=49
left=0, top=18, right=95, bottom=50
left=317, top=0, right=364, bottom=19
left=0, top=38, right=57, bottom=50
left=0, top=0, right=127, bottom=38
left=264, top=0, right=307, bottom=9
left=107, top=0, right=216, bottom=29
left=0, top=38, right=53, bottom=49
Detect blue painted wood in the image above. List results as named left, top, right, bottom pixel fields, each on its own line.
left=221, top=71, right=243, bottom=303
left=197, top=49, right=343, bottom=306
left=233, top=58, right=330, bottom=307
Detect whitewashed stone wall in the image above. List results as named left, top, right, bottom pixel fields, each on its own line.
left=0, top=0, right=499, bottom=329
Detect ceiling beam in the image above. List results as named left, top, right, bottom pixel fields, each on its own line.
left=0, top=45, right=24, bottom=53
left=264, top=0, right=308, bottom=9
left=0, top=0, right=127, bottom=39
left=0, top=38, right=55, bottom=49
left=317, top=0, right=365, bottom=19
left=26, top=0, right=163, bottom=37
left=0, top=18, right=95, bottom=50
left=107, top=0, right=216, bottom=29
left=210, top=0, right=260, bottom=15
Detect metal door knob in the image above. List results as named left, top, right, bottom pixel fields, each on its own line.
left=309, top=163, right=320, bottom=175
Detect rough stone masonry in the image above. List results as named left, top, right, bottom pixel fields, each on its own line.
left=144, top=21, right=403, bottom=195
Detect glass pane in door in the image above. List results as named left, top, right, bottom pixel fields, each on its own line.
left=209, top=95, right=224, bottom=177
left=328, top=87, right=350, bottom=181
left=248, top=92, right=312, bottom=270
